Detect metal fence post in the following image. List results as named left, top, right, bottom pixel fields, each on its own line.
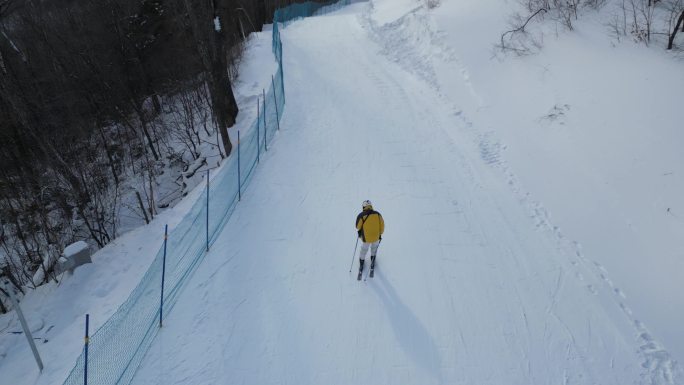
left=238, top=130, right=241, bottom=201
left=206, top=169, right=209, bottom=251
left=272, top=75, right=281, bottom=131
left=256, top=100, right=260, bottom=163
left=84, top=314, right=89, bottom=385
left=3, top=281, right=43, bottom=372
left=280, top=54, right=285, bottom=97
left=159, top=224, right=168, bottom=328
left=262, top=91, right=268, bottom=152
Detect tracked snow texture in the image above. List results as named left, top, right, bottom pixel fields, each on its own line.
left=129, top=2, right=681, bottom=385
left=1, top=1, right=681, bottom=385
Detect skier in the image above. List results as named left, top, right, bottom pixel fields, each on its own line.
left=356, top=200, right=384, bottom=279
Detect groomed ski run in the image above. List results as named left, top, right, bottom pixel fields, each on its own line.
left=126, top=2, right=681, bottom=385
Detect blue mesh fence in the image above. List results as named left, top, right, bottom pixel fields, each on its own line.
left=61, top=2, right=355, bottom=385
left=273, top=0, right=358, bottom=27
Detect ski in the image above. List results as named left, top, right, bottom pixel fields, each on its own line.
left=364, top=267, right=374, bottom=281
left=363, top=263, right=373, bottom=281
left=368, top=258, right=376, bottom=279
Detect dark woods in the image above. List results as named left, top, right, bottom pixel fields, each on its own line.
left=0, top=0, right=315, bottom=310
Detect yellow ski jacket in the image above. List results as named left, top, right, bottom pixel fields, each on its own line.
left=356, top=206, right=384, bottom=243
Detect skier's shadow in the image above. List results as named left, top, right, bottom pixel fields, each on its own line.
left=370, top=271, right=442, bottom=380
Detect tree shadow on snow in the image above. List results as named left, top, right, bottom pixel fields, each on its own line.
left=370, top=271, right=442, bottom=381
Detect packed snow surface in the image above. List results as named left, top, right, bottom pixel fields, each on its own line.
left=129, top=2, right=681, bottom=384
left=431, top=0, right=684, bottom=364
left=1, top=1, right=682, bottom=385
left=63, top=241, right=89, bottom=258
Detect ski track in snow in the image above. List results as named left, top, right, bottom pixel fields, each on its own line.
left=364, top=2, right=681, bottom=383
left=127, top=2, right=680, bottom=385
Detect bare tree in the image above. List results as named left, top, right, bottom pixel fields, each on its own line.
left=0, top=0, right=334, bottom=312
left=179, top=0, right=239, bottom=157
left=628, top=0, right=656, bottom=44
left=500, top=6, right=549, bottom=54
left=666, top=0, right=684, bottom=48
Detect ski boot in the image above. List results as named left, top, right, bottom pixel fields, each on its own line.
left=357, top=259, right=365, bottom=281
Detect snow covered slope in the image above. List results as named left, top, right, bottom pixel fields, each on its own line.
left=0, top=32, right=279, bottom=385
left=2, top=1, right=681, bottom=385
left=427, top=0, right=684, bottom=366
left=129, top=2, right=681, bottom=384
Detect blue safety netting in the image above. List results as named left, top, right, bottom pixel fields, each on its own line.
left=61, top=1, right=356, bottom=385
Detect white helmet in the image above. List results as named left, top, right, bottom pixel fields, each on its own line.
left=362, top=200, right=372, bottom=209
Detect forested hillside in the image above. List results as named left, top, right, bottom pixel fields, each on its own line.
left=0, top=0, right=321, bottom=312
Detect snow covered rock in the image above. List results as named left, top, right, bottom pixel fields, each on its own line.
left=55, top=241, right=91, bottom=274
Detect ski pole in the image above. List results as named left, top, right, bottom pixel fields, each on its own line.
left=349, top=237, right=359, bottom=272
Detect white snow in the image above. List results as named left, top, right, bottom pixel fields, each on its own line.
left=128, top=1, right=679, bottom=384
left=30, top=269, right=45, bottom=287
left=63, top=241, right=89, bottom=258
left=428, top=0, right=684, bottom=365
left=1, top=1, right=683, bottom=384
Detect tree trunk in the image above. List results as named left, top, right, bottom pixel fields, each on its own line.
left=668, top=10, right=684, bottom=49
left=211, top=1, right=239, bottom=157
left=97, top=122, right=120, bottom=186
left=180, top=0, right=238, bottom=157
left=135, top=190, right=150, bottom=224
left=0, top=287, right=7, bottom=313
left=255, top=0, right=267, bottom=30
left=137, top=108, right=160, bottom=161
